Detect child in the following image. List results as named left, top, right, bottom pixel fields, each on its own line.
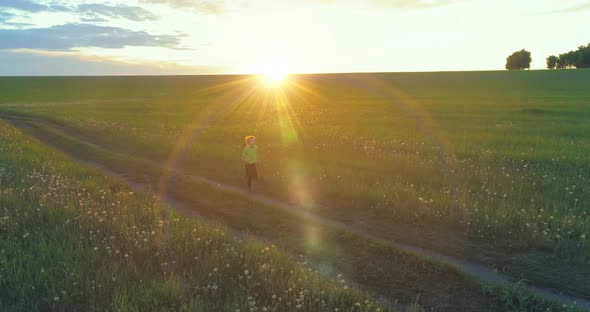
left=241, top=135, right=258, bottom=191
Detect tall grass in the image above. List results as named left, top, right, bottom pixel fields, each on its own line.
left=0, top=122, right=386, bottom=311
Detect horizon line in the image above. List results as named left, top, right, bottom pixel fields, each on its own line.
left=2, top=68, right=583, bottom=78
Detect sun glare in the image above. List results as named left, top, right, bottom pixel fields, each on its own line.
left=262, top=71, right=288, bottom=85
left=252, top=50, right=290, bottom=87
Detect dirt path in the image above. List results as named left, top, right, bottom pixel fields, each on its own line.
left=4, top=116, right=589, bottom=311
left=173, top=170, right=590, bottom=310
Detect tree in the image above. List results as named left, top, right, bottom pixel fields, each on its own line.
left=505, top=49, right=532, bottom=70
left=546, top=55, right=558, bottom=69
left=556, top=57, right=566, bottom=69
left=559, top=51, right=577, bottom=68
left=576, top=43, right=590, bottom=68
left=548, top=42, right=590, bottom=69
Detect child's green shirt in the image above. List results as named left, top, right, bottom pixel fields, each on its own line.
left=241, top=145, right=257, bottom=164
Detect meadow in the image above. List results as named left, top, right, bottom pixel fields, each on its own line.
left=0, top=104, right=565, bottom=312
left=0, top=121, right=390, bottom=311
left=0, top=70, right=589, bottom=310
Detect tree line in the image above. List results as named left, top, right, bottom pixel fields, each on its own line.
left=504, top=42, right=590, bottom=70
left=546, top=43, right=590, bottom=69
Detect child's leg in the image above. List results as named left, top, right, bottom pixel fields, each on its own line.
left=247, top=176, right=252, bottom=190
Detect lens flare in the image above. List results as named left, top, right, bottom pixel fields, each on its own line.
left=263, top=71, right=288, bottom=85
left=252, top=48, right=290, bottom=87
left=156, top=74, right=464, bottom=280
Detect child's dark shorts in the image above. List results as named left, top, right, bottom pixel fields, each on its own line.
left=245, top=163, right=258, bottom=179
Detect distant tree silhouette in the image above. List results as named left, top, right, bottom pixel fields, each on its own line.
left=505, top=49, right=532, bottom=70
left=559, top=51, right=577, bottom=68
left=546, top=55, right=558, bottom=69
left=577, top=43, right=590, bottom=68
left=547, top=42, right=590, bottom=69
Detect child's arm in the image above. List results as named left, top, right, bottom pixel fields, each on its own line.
left=241, top=148, right=249, bottom=163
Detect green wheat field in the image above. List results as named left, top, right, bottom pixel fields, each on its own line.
left=1, top=69, right=589, bottom=311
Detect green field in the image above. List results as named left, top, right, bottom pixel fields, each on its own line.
left=1, top=70, right=589, bottom=311
left=0, top=121, right=390, bottom=311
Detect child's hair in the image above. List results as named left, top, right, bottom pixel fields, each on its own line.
left=244, top=135, right=256, bottom=146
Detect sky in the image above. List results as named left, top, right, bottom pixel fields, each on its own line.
left=0, top=0, right=589, bottom=75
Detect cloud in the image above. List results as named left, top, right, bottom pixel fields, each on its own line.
left=0, top=10, right=33, bottom=27
left=0, top=49, right=224, bottom=75
left=0, top=23, right=183, bottom=50
left=547, top=3, right=590, bottom=14
left=2, top=22, right=35, bottom=27
left=79, top=17, right=109, bottom=23
left=0, top=1, right=160, bottom=22
left=139, top=0, right=455, bottom=13
left=140, top=0, right=226, bottom=14
left=76, top=3, right=160, bottom=22
left=0, top=10, right=15, bottom=22
left=368, top=0, right=459, bottom=9
left=0, top=0, right=68, bottom=13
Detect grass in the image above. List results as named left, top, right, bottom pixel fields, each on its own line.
left=0, top=121, right=390, bottom=311
left=0, top=70, right=589, bottom=310
left=0, top=116, right=581, bottom=312
left=0, top=105, right=520, bottom=312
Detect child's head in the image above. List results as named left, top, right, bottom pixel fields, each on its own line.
left=245, top=135, right=256, bottom=146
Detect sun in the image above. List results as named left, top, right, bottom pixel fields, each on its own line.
left=262, top=70, right=288, bottom=85
left=252, top=50, right=290, bottom=87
